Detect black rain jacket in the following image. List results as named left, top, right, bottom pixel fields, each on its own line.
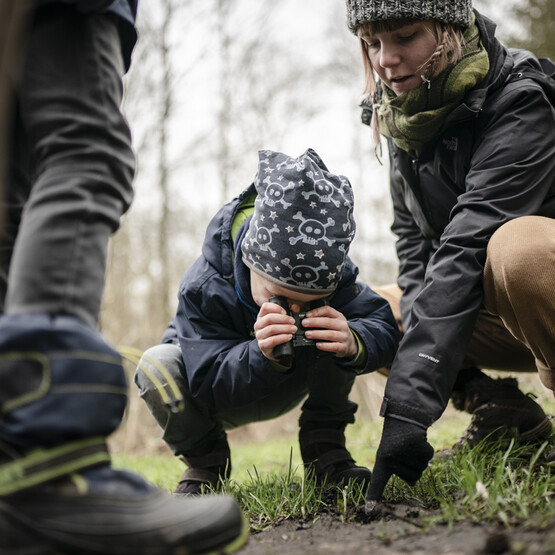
left=378, top=11, right=555, bottom=428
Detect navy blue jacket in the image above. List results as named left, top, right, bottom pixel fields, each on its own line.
left=377, top=11, right=555, bottom=428
left=36, top=1, right=138, bottom=71
left=163, top=184, right=400, bottom=411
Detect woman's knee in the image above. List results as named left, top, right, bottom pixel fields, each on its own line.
left=485, top=216, right=555, bottom=298
left=486, top=216, right=554, bottom=276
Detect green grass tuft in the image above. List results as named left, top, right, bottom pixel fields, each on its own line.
left=114, top=415, right=554, bottom=531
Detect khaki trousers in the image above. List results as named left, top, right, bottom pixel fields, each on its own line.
left=375, top=216, right=555, bottom=391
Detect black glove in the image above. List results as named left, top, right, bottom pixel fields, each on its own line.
left=367, top=417, right=434, bottom=503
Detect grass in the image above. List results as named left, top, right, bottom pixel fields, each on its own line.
left=113, top=404, right=554, bottom=532
left=384, top=437, right=555, bottom=527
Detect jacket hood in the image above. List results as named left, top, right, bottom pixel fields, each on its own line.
left=201, top=183, right=257, bottom=281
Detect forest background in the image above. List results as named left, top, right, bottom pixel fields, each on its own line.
left=102, top=0, right=554, bottom=452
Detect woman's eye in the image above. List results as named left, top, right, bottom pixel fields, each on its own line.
left=398, top=32, right=417, bottom=42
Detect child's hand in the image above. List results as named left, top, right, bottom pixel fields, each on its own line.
left=254, top=300, right=296, bottom=361
left=301, top=305, right=358, bottom=359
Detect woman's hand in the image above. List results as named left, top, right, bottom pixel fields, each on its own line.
left=301, top=304, right=358, bottom=359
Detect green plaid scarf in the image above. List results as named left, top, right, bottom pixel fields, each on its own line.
left=377, top=19, right=489, bottom=158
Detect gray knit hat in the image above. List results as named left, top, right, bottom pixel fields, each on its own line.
left=241, top=149, right=356, bottom=295
left=345, top=0, right=473, bottom=33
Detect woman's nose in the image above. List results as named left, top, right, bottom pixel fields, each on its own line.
left=380, top=45, right=401, bottom=68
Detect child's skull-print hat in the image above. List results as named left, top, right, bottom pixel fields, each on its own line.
left=241, top=148, right=356, bottom=294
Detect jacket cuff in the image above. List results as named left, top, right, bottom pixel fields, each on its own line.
left=269, top=359, right=294, bottom=374
left=336, top=329, right=368, bottom=373
left=379, top=396, right=433, bottom=429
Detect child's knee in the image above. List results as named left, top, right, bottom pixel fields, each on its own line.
left=134, top=343, right=184, bottom=395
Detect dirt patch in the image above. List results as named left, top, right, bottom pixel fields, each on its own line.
left=239, top=504, right=555, bottom=555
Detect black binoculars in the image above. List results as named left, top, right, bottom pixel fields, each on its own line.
left=269, top=295, right=328, bottom=364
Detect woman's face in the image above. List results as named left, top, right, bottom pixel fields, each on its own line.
left=361, top=21, right=438, bottom=96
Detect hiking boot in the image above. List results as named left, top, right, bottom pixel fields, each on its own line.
left=176, top=437, right=231, bottom=495
left=0, top=462, right=248, bottom=554
left=453, top=376, right=552, bottom=450
left=299, top=424, right=371, bottom=487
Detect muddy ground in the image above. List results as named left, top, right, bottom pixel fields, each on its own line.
left=238, top=503, right=555, bottom=555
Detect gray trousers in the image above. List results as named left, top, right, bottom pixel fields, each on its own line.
left=1, top=5, right=134, bottom=326
left=0, top=6, right=134, bottom=458
left=134, top=343, right=358, bottom=455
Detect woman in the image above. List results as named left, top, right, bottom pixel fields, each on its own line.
left=345, top=0, right=555, bottom=501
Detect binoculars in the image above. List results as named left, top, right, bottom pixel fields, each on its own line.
left=269, top=295, right=328, bottom=364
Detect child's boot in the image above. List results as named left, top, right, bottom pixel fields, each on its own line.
left=176, top=436, right=232, bottom=495
left=299, top=422, right=371, bottom=486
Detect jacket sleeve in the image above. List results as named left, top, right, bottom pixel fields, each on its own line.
left=174, top=272, right=292, bottom=411
left=389, top=160, right=435, bottom=332
left=382, top=79, right=555, bottom=427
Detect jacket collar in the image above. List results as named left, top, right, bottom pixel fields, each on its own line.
left=233, top=217, right=259, bottom=314
left=443, top=10, right=513, bottom=127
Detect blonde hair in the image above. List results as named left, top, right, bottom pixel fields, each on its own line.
left=357, top=19, right=465, bottom=145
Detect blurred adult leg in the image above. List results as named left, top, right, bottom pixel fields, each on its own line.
left=0, top=7, right=247, bottom=554
left=0, top=4, right=134, bottom=453
left=0, top=0, right=31, bottom=244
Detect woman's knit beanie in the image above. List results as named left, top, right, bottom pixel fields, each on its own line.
left=345, top=0, right=473, bottom=33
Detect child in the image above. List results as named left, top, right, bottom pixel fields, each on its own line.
left=135, top=148, right=399, bottom=494
left=344, top=0, right=555, bottom=503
